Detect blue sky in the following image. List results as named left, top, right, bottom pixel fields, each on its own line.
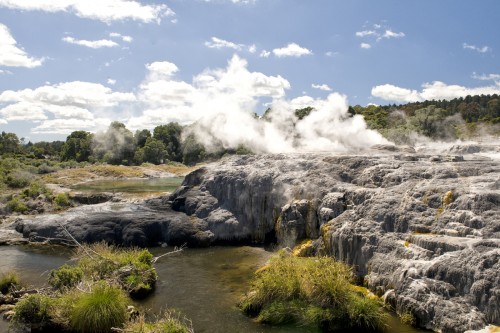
left=0, top=0, right=499, bottom=142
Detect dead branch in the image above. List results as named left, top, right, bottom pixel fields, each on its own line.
left=152, top=243, right=186, bottom=264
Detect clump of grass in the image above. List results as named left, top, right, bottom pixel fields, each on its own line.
left=398, top=311, right=416, bottom=326
left=48, top=264, right=83, bottom=290
left=0, top=270, right=21, bottom=294
left=240, top=250, right=388, bottom=332
left=70, top=282, right=128, bottom=333
left=75, top=243, right=157, bottom=296
left=5, top=170, right=34, bottom=188
left=13, top=294, right=53, bottom=328
left=126, top=310, right=194, bottom=333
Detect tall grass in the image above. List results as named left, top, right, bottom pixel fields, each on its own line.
left=70, top=282, right=128, bottom=333
left=126, top=310, right=194, bottom=333
left=240, top=250, right=388, bottom=332
left=0, top=270, right=21, bottom=294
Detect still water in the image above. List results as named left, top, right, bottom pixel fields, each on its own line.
left=71, top=177, right=184, bottom=194
left=0, top=246, right=426, bottom=333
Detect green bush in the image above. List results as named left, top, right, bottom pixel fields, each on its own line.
left=53, top=193, right=71, bottom=207
left=6, top=197, right=28, bottom=213
left=70, top=282, right=128, bottom=333
left=13, top=294, right=53, bottom=327
left=5, top=170, right=33, bottom=188
left=48, top=265, right=83, bottom=290
left=240, top=251, right=388, bottom=332
left=0, top=271, right=21, bottom=294
left=22, top=182, right=50, bottom=199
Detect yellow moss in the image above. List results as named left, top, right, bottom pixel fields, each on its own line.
left=404, top=240, right=410, bottom=248
left=436, top=207, right=444, bottom=217
left=443, top=191, right=453, bottom=206
left=489, top=325, right=500, bottom=333
left=255, top=264, right=270, bottom=275
left=292, top=240, right=314, bottom=257
left=350, top=285, right=381, bottom=301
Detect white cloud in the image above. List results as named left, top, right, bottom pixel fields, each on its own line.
left=62, top=36, right=118, bottom=49
left=325, top=51, right=339, bottom=57
left=107, top=78, right=117, bottom=85
left=272, top=43, right=313, bottom=58
left=356, top=30, right=376, bottom=37
left=109, top=32, right=133, bottom=43
left=248, top=44, right=257, bottom=53
left=0, top=69, right=13, bottom=74
left=205, top=37, right=243, bottom=50
left=463, top=43, right=490, bottom=53
left=472, top=72, right=500, bottom=82
left=0, top=81, right=135, bottom=132
left=0, top=23, right=43, bottom=68
left=372, top=81, right=500, bottom=103
left=0, top=0, right=175, bottom=24
left=360, top=43, right=371, bottom=49
left=312, top=83, right=332, bottom=91
left=356, top=23, right=405, bottom=45
left=145, top=61, right=179, bottom=80
left=260, top=50, right=271, bottom=58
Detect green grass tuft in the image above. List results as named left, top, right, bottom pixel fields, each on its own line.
left=48, top=264, right=83, bottom=290
left=126, top=309, right=194, bottom=333
left=240, top=250, right=388, bottom=332
left=70, top=282, right=128, bottom=333
left=13, top=294, right=53, bottom=327
left=0, top=270, right=21, bottom=294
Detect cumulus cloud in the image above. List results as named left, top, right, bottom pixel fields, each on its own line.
left=463, top=43, right=490, bottom=53
left=360, top=43, right=371, bottom=49
left=107, top=78, right=117, bottom=85
left=312, top=83, right=332, bottom=91
left=109, top=32, right=133, bottom=43
left=205, top=37, right=243, bottom=50
left=0, top=23, right=43, bottom=67
left=0, top=81, right=135, bottom=133
left=372, top=81, right=500, bottom=103
left=272, top=43, right=313, bottom=57
left=0, top=0, right=174, bottom=24
left=260, top=50, right=271, bottom=58
left=62, top=36, right=118, bottom=49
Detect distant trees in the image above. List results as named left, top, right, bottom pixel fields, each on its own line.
left=153, top=123, right=183, bottom=162
left=61, top=131, right=93, bottom=162
left=0, top=131, right=21, bottom=155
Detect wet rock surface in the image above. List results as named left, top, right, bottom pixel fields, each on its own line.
left=7, top=144, right=500, bottom=332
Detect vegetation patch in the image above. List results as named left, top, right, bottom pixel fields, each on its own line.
left=0, top=270, right=22, bottom=294
left=125, top=310, right=194, bottom=333
left=239, top=250, right=388, bottom=332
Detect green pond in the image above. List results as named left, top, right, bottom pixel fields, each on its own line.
left=0, top=245, right=427, bottom=333
left=71, top=177, right=184, bottom=193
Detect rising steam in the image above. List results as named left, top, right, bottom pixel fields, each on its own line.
left=129, top=55, right=390, bottom=153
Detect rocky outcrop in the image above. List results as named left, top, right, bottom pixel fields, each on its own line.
left=9, top=144, right=500, bottom=332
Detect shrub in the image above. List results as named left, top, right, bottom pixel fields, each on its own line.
left=6, top=197, right=28, bottom=213
left=70, top=282, right=128, bottom=333
left=5, top=171, right=33, bottom=188
left=53, top=193, right=71, bottom=207
left=22, top=182, right=50, bottom=199
left=48, top=264, right=83, bottom=290
left=13, top=294, right=53, bottom=327
left=0, top=271, right=21, bottom=294
left=240, top=251, right=388, bottom=332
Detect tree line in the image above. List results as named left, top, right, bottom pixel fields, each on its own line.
left=1, top=94, right=499, bottom=164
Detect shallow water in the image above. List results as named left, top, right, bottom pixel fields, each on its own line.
left=0, top=246, right=427, bottom=333
left=71, top=177, right=184, bottom=193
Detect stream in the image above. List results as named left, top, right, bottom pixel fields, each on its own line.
left=0, top=245, right=426, bottom=333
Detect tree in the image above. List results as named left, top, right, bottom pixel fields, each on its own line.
left=153, top=123, right=183, bottom=162
left=61, top=131, right=93, bottom=162
left=0, top=132, right=21, bottom=155
left=142, top=138, right=167, bottom=165
left=134, top=129, right=151, bottom=148
left=294, top=106, right=314, bottom=120
left=182, top=134, right=206, bottom=165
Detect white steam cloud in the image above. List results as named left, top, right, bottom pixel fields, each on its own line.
left=131, top=55, right=389, bottom=153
